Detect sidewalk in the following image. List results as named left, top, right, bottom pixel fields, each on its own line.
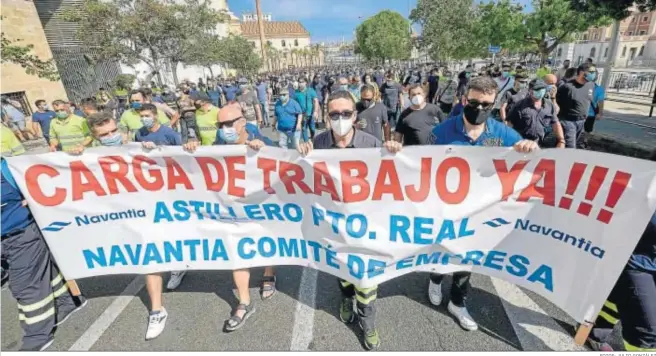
left=588, top=101, right=656, bottom=158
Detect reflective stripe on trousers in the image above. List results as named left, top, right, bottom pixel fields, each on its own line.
left=1, top=222, right=77, bottom=349
left=339, top=279, right=377, bottom=331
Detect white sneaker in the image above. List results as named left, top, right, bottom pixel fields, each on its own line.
left=447, top=301, right=478, bottom=331
left=428, top=280, right=443, bottom=306
left=145, top=307, right=168, bottom=340
left=167, top=271, right=187, bottom=290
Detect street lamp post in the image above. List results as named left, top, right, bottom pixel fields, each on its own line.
left=255, top=0, right=268, bottom=72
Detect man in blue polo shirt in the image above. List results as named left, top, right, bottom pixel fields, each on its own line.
left=295, top=77, right=319, bottom=142
left=427, top=76, right=538, bottom=332
left=31, top=99, right=55, bottom=144
left=272, top=91, right=303, bottom=149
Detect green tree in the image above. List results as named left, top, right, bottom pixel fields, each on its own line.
left=1, top=32, right=59, bottom=80
left=524, top=0, right=611, bottom=62
left=571, top=0, right=656, bottom=20
left=62, top=0, right=224, bottom=84
left=356, top=10, right=411, bottom=63
left=476, top=0, right=527, bottom=53
left=410, top=0, right=485, bottom=62
left=220, top=35, right=262, bottom=75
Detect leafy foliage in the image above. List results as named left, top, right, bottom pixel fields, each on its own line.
left=410, top=0, right=485, bottom=61
left=219, top=34, right=263, bottom=75
left=571, top=0, right=656, bottom=20
left=1, top=32, right=60, bottom=80
left=112, top=74, right=136, bottom=89
left=356, top=10, right=412, bottom=62
left=524, top=0, right=611, bottom=59
left=61, top=0, right=225, bottom=78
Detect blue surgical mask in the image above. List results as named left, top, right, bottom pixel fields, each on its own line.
left=141, top=116, right=155, bottom=128
left=219, top=127, right=239, bottom=143
left=532, top=89, right=546, bottom=100
left=502, top=71, right=510, bottom=78
left=280, top=95, right=289, bottom=103
left=546, top=85, right=554, bottom=93
left=130, top=102, right=142, bottom=110
left=585, top=72, right=597, bottom=82
left=99, top=132, right=123, bottom=146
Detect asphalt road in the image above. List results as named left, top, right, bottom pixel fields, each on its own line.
left=1, top=126, right=626, bottom=352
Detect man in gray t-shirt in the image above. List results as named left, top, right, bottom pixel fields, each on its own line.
left=236, top=81, right=262, bottom=126
left=355, top=84, right=389, bottom=141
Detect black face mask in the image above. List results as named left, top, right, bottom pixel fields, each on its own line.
left=194, top=103, right=203, bottom=110
left=463, top=104, right=491, bottom=125
left=361, top=99, right=372, bottom=108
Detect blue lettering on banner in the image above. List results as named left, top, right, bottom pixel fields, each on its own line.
left=81, top=236, right=553, bottom=292
left=389, top=215, right=475, bottom=244
left=514, top=219, right=605, bottom=260
left=75, top=209, right=146, bottom=226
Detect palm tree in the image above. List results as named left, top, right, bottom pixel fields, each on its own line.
left=291, top=48, right=300, bottom=68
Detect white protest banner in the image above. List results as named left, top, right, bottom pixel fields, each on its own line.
left=5, top=144, right=656, bottom=323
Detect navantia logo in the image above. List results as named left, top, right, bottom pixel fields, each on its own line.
left=43, top=209, right=146, bottom=233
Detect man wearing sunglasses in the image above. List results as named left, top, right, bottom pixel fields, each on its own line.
left=297, top=90, right=402, bottom=350
left=427, top=76, right=538, bottom=332
left=182, top=105, right=275, bottom=333
left=555, top=63, right=596, bottom=148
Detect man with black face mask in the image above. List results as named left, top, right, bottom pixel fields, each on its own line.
left=426, top=76, right=538, bottom=332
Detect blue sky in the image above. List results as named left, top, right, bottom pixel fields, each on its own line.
left=228, top=0, right=533, bottom=43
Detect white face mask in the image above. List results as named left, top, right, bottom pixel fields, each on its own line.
left=330, top=117, right=353, bottom=137
left=411, top=95, right=424, bottom=106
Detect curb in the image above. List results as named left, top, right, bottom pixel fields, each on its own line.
left=587, top=132, right=653, bottom=159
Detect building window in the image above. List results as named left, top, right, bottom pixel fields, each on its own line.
left=640, top=30, right=647, bottom=35
left=631, top=17, right=636, bottom=23
left=644, top=16, right=649, bottom=22
left=281, top=40, right=286, bottom=47
left=621, top=46, right=627, bottom=57
left=583, top=34, right=588, bottom=40
left=2, top=91, right=32, bottom=116
left=294, top=39, right=299, bottom=47
left=604, top=47, right=609, bottom=57
left=640, top=46, right=645, bottom=56
left=590, top=47, right=596, bottom=58
left=594, top=33, right=599, bottom=40
left=557, top=48, right=562, bottom=57
left=267, top=40, right=272, bottom=46
left=628, top=31, right=634, bottom=36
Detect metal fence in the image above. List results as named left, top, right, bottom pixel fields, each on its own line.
left=1, top=91, right=33, bottom=116
left=50, top=47, right=122, bottom=103
left=602, top=71, right=656, bottom=98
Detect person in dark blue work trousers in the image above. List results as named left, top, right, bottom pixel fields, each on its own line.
left=427, top=76, right=538, bottom=332
left=586, top=152, right=656, bottom=352
left=1, top=159, right=87, bottom=351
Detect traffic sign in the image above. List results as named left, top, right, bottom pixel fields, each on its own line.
left=488, top=45, right=501, bottom=54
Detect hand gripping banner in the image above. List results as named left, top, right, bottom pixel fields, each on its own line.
left=6, top=144, right=656, bottom=323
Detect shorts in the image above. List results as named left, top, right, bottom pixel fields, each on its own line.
left=11, top=120, right=26, bottom=131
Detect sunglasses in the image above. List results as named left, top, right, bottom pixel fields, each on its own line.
left=466, top=99, right=495, bottom=110
left=328, top=111, right=354, bottom=120
left=217, top=116, right=244, bottom=128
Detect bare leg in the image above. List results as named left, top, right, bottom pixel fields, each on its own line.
left=261, top=266, right=276, bottom=299
left=232, top=269, right=251, bottom=319
left=145, top=273, right=163, bottom=311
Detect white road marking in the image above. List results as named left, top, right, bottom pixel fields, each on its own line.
left=69, top=276, right=145, bottom=351
left=491, top=277, right=584, bottom=351
left=289, top=268, right=318, bottom=351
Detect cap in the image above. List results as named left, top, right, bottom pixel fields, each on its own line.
left=190, top=92, right=211, bottom=102
left=238, top=77, right=248, bottom=84
left=530, top=79, right=547, bottom=90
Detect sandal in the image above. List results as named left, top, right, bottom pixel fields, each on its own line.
left=224, top=303, right=255, bottom=332
left=260, top=276, right=277, bottom=301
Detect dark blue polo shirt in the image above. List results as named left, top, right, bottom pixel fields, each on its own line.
left=429, top=114, right=522, bottom=146
left=135, top=125, right=182, bottom=146
left=1, top=159, right=32, bottom=236
left=32, top=110, right=56, bottom=138
left=507, top=97, right=557, bottom=141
